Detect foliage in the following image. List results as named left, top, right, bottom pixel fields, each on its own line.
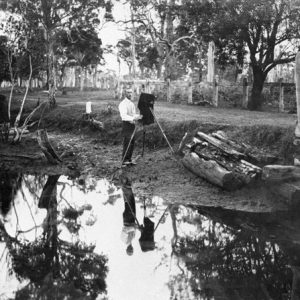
left=214, top=0, right=300, bottom=110
left=0, top=36, right=10, bottom=83
left=57, top=26, right=104, bottom=71
left=15, top=274, right=94, bottom=300
left=1, top=0, right=112, bottom=106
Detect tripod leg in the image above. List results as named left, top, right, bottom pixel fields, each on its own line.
left=149, top=108, right=175, bottom=155
left=142, top=128, right=146, bottom=157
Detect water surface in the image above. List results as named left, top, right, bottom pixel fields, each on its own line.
left=0, top=173, right=299, bottom=300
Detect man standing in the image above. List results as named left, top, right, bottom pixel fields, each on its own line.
left=118, top=87, right=142, bottom=166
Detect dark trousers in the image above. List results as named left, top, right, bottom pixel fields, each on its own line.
left=122, top=121, right=135, bottom=162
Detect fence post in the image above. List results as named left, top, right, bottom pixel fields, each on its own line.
left=278, top=78, right=285, bottom=113
left=119, top=82, right=124, bottom=100
left=132, top=80, right=137, bottom=101
left=242, top=76, right=249, bottom=109
left=294, top=52, right=300, bottom=166
left=188, top=78, right=193, bottom=104
left=213, top=75, right=219, bottom=107
left=146, top=80, right=150, bottom=93
left=167, top=78, right=171, bottom=102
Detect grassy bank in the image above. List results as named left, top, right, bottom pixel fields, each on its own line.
left=32, top=103, right=294, bottom=164
left=8, top=90, right=295, bottom=164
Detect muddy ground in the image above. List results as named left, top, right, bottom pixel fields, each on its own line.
left=0, top=90, right=298, bottom=213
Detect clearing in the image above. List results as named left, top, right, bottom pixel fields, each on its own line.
left=0, top=90, right=297, bottom=213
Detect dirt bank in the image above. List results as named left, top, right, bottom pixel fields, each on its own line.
left=0, top=91, right=298, bottom=213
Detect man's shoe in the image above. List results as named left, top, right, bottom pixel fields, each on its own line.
left=122, top=161, right=131, bottom=167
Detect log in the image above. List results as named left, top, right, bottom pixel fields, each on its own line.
left=182, top=152, right=243, bottom=191
left=212, top=131, right=247, bottom=153
left=262, top=165, right=300, bottom=182
left=270, top=181, right=300, bottom=206
left=211, top=131, right=277, bottom=164
left=0, top=151, right=44, bottom=160
left=196, top=131, right=246, bottom=160
left=37, top=129, right=62, bottom=164
left=191, top=142, right=261, bottom=185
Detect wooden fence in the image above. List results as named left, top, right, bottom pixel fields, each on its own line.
left=118, top=76, right=295, bottom=112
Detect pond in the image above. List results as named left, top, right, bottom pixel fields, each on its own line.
left=0, top=172, right=300, bottom=300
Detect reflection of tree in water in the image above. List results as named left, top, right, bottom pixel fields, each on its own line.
left=170, top=205, right=296, bottom=300
left=0, top=175, right=108, bottom=300
left=0, top=172, right=22, bottom=216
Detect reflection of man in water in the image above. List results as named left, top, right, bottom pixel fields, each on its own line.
left=120, top=176, right=137, bottom=256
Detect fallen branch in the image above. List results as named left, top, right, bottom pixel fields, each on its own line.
left=37, top=129, right=62, bottom=164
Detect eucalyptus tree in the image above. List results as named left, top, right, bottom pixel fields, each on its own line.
left=175, top=0, right=300, bottom=110
left=117, top=0, right=190, bottom=80
left=175, top=0, right=244, bottom=82
left=116, top=39, right=134, bottom=75
left=116, top=32, right=158, bottom=77
left=212, top=0, right=300, bottom=110
left=0, top=36, right=10, bottom=84
left=4, top=0, right=112, bottom=107
left=57, top=26, right=104, bottom=91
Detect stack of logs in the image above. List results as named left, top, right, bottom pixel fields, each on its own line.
left=181, top=130, right=300, bottom=205
left=181, top=131, right=264, bottom=191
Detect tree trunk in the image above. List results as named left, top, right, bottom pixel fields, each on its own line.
left=156, top=59, right=163, bottom=79
left=249, top=67, right=266, bottom=110
left=163, top=0, right=175, bottom=80
left=295, top=52, right=300, bottom=137
left=79, top=66, right=84, bottom=92
left=47, top=31, right=56, bottom=108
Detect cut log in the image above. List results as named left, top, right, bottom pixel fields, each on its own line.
left=196, top=131, right=246, bottom=160
left=212, top=131, right=247, bottom=153
left=262, top=165, right=300, bottom=182
left=191, top=143, right=261, bottom=185
left=270, top=181, right=300, bottom=206
left=182, top=152, right=243, bottom=191
left=37, top=129, right=62, bottom=164
left=211, top=130, right=277, bottom=164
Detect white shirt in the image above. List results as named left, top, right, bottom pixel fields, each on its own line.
left=120, top=225, right=136, bottom=246
left=118, top=97, right=138, bottom=123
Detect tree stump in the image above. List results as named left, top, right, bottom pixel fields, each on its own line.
left=37, top=129, right=62, bottom=164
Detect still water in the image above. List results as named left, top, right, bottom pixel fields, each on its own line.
left=0, top=172, right=300, bottom=300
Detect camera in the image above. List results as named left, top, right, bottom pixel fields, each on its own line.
left=137, top=93, right=155, bottom=125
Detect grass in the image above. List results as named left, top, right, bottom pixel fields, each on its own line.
left=7, top=89, right=297, bottom=164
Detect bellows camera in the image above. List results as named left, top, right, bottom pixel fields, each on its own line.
left=138, top=93, right=155, bottom=125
